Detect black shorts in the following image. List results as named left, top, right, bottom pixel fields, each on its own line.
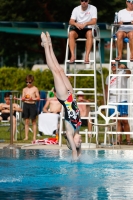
left=70, top=26, right=92, bottom=38
left=22, top=103, right=38, bottom=120
left=0, top=112, right=16, bottom=120
left=81, top=119, right=88, bottom=127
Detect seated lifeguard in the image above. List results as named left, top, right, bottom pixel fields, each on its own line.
left=115, top=0, right=133, bottom=61
left=68, top=0, right=97, bottom=64
left=0, top=92, right=22, bottom=141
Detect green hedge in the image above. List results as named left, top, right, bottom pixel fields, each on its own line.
left=0, top=67, right=109, bottom=95
left=0, top=67, right=54, bottom=92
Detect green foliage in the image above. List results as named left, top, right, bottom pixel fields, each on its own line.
left=0, top=67, right=108, bottom=94
left=0, top=67, right=54, bottom=92
left=0, top=0, right=127, bottom=67
left=69, top=67, right=108, bottom=93
left=69, top=67, right=108, bottom=105
left=92, top=0, right=126, bottom=23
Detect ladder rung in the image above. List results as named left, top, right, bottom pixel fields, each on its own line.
left=75, top=88, right=95, bottom=91
left=66, top=74, right=95, bottom=76
left=111, top=59, right=131, bottom=62
left=66, top=60, right=95, bottom=63
left=80, top=117, right=90, bottom=119
left=109, top=74, right=133, bottom=76
left=76, top=38, right=87, bottom=41
left=76, top=38, right=100, bottom=42
left=73, top=88, right=95, bottom=91
left=108, top=103, right=133, bottom=106
left=80, top=131, right=97, bottom=134
left=109, top=88, right=133, bottom=91
left=107, top=131, right=131, bottom=134
left=77, top=102, right=96, bottom=105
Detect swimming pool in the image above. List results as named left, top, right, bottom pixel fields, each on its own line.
left=0, top=149, right=133, bottom=200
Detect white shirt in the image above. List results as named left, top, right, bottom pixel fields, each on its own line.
left=106, top=70, right=128, bottom=103
left=118, top=9, right=133, bottom=32
left=70, top=4, right=97, bottom=28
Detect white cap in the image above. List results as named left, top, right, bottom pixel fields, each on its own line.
left=77, top=91, right=84, bottom=95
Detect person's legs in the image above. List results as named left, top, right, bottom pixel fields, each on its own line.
left=119, top=104, right=130, bottom=143
left=8, top=116, right=16, bottom=141
left=127, top=31, right=133, bottom=60
left=24, top=118, right=29, bottom=140
left=68, top=30, right=78, bottom=62
left=41, top=32, right=73, bottom=100
left=32, top=118, right=37, bottom=141
left=122, top=116, right=130, bottom=143
left=115, top=31, right=127, bottom=60
left=109, top=108, right=122, bottom=143
left=85, top=30, right=93, bottom=63
left=46, top=32, right=73, bottom=94
left=117, top=119, right=122, bottom=143
left=88, top=120, right=92, bottom=138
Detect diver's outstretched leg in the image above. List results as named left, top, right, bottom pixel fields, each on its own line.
left=46, top=32, right=73, bottom=94
left=41, top=32, right=68, bottom=100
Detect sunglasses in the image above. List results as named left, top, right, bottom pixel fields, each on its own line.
left=111, top=64, right=116, bottom=67
left=26, top=81, right=32, bottom=84
left=81, top=0, right=88, bottom=2
left=127, top=0, right=133, bottom=3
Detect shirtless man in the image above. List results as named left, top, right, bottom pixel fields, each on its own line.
left=22, top=74, right=40, bottom=141
left=77, top=91, right=92, bottom=132
left=0, top=92, right=22, bottom=141
left=42, top=88, right=62, bottom=135
left=43, top=88, right=62, bottom=114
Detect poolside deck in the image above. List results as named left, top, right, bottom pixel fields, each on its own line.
left=0, top=142, right=133, bottom=150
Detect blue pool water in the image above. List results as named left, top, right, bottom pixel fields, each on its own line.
left=0, top=149, right=133, bottom=200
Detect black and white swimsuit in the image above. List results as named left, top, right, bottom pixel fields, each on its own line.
left=58, top=92, right=82, bottom=130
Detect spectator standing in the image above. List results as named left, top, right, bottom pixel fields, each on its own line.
left=22, top=75, right=40, bottom=141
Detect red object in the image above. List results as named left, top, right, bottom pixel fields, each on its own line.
left=32, top=138, right=58, bottom=145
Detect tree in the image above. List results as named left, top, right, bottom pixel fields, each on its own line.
left=0, top=0, right=127, bottom=67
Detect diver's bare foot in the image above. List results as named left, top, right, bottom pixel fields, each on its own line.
left=24, top=138, right=28, bottom=141
left=46, top=31, right=52, bottom=45
left=41, top=32, right=48, bottom=47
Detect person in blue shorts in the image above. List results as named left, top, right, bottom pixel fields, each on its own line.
left=105, top=62, right=132, bottom=145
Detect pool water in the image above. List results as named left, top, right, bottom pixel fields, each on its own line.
left=0, top=149, right=133, bottom=200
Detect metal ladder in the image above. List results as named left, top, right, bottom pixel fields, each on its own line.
left=106, top=23, right=133, bottom=145
left=59, top=25, right=105, bottom=147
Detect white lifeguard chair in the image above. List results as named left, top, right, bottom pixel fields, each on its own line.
left=106, top=20, right=133, bottom=146
left=59, top=25, right=105, bottom=148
